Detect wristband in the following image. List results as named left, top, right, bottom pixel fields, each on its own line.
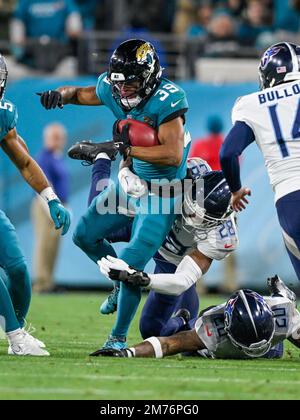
left=40, top=187, right=59, bottom=203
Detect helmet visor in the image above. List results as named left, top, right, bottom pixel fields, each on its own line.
left=228, top=332, right=274, bottom=358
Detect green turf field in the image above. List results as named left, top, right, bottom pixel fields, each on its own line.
left=1, top=293, right=300, bottom=400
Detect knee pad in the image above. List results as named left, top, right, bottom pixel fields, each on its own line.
left=6, top=259, right=29, bottom=282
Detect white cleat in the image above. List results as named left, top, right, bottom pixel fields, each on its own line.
left=21, top=322, right=46, bottom=348
left=8, top=331, right=50, bottom=357
left=22, top=330, right=46, bottom=349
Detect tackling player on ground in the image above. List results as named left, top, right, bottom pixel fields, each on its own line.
left=92, top=276, right=297, bottom=360
left=97, top=158, right=238, bottom=340
left=38, top=39, right=191, bottom=350
left=220, top=42, right=300, bottom=283
left=0, top=55, right=71, bottom=356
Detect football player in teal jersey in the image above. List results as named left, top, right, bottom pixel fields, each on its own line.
left=0, top=54, right=71, bottom=356
left=38, top=39, right=191, bottom=350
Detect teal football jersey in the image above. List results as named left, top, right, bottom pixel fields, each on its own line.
left=96, top=73, right=190, bottom=182
left=0, top=99, right=18, bottom=142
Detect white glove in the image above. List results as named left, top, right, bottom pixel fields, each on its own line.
left=98, top=256, right=136, bottom=279
left=118, top=167, right=147, bottom=198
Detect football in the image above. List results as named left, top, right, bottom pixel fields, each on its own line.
left=117, top=119, right=160, bottom=147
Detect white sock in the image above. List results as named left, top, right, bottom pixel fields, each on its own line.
left=6, top=328, right=23, bottom=345
left=96, top=153, right=111, bottom=161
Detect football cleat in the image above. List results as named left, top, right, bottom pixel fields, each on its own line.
left=8, top=331, right=50, bottom=357
left=173, top=308, right=191, bottom=327
left=22, top=322, right=46, bottom=348
left=100, top=286, right=120, bottom=315
left=90, top=348, right=128, bottom=357
left=68, top=140, right=118, bottom=164
left=267, top=275, right=297, bottom=306
left=101, top=335, right=127, bottom=351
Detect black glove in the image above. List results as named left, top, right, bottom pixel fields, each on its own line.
left=90, top=348, right=128, bottom=357
left=109, top=268, right=151, bottom=288
left=37, top=90, right=63, bottom=110
left=113, top=121, right=131, bottom=158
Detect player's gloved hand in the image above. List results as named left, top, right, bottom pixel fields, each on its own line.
left=48, top=199, right=71, bottom=236
left=118, top=167, right=147, bottom=198
left=37, top=90, right=64, bottom=110
left=90, top=348, right=128, bottom=357
left=98, top=256, right=150, bottom=287
left=113, top=121, right=131, bottom=158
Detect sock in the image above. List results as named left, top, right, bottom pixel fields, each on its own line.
left=88, top=158, right=112, bottom=206
left=6, top=262, right=32, bottom=328
left=6, top=328, right=23, bottom=345
left=111, top=282, right=142, bottom=338
left=0, top=276, right=21, bottom=333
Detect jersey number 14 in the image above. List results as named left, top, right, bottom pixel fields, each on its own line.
left=269, top=101, right=300, bottom=158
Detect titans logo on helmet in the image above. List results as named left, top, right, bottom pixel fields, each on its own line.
left=261, top=46, right=283, bottom=70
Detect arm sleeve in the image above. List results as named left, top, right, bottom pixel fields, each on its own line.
left=148, top=255, right=203, bottom=296
left=220, top=121, right=255, bottom=193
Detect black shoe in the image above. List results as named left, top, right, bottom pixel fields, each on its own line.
left=68, top=140, right=118, bottom=164
left=173, top=308, right=191, bottom=328
left=267, top=275, right=297, bottom=305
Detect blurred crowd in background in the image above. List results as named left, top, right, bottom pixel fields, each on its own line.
left=1, top=0, right=300, bottom=74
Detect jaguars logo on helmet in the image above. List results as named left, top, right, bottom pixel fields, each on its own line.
left=136, top=42, right=155, bottom=65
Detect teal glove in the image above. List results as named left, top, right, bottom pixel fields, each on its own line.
left=48, top=199, right=71, bottom=236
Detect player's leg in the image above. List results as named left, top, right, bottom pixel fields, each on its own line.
left=161, top=285, right=200, bottom=336
left=0, top=275, right=20, bottom=334
left=139, top=255, right=180, bottom=339
left=73, top=182, right=132, bottom=264
left=88, top=157, right=112, bottom=206
left=0, top=211, right=31, bottom=327
left=0, top=274, right=49, bottom=356
left=107, top=208, right=178, bottom=347
left=276, top=191, right=300, bottom=281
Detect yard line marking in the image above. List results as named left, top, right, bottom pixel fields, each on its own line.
left=1, top=373, right=300, bottom=386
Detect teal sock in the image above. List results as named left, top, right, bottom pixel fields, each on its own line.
left=0, top=276, right=20, bottom=333
left=111, top=283, right=142, bottom=338
left=6, top=261, right=31, bottom=328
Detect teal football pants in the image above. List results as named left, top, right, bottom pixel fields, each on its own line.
left=0, top=210, right=31, bottom=332
left=73, top=182, right=178, bottom=338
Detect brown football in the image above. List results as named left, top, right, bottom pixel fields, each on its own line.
left=118, top=119, right=159, bottom=147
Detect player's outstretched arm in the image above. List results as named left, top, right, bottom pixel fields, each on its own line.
left=117, top=117, right=185, bottom=167
left=1, top=129, right=71, bottom=235
left=99, top=250, right=211, bottom=296
left=38, top=86, right=101, bottom=109
left=91, top=330, right=205, bottom=358
left=133, top=330, right=205, bottom=358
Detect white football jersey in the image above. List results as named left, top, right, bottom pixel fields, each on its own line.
left=195, top=296, right=300, bottom=359
left=157, top=213, right=239, bottom=266
left=232, top=80, right=300, bottom=202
